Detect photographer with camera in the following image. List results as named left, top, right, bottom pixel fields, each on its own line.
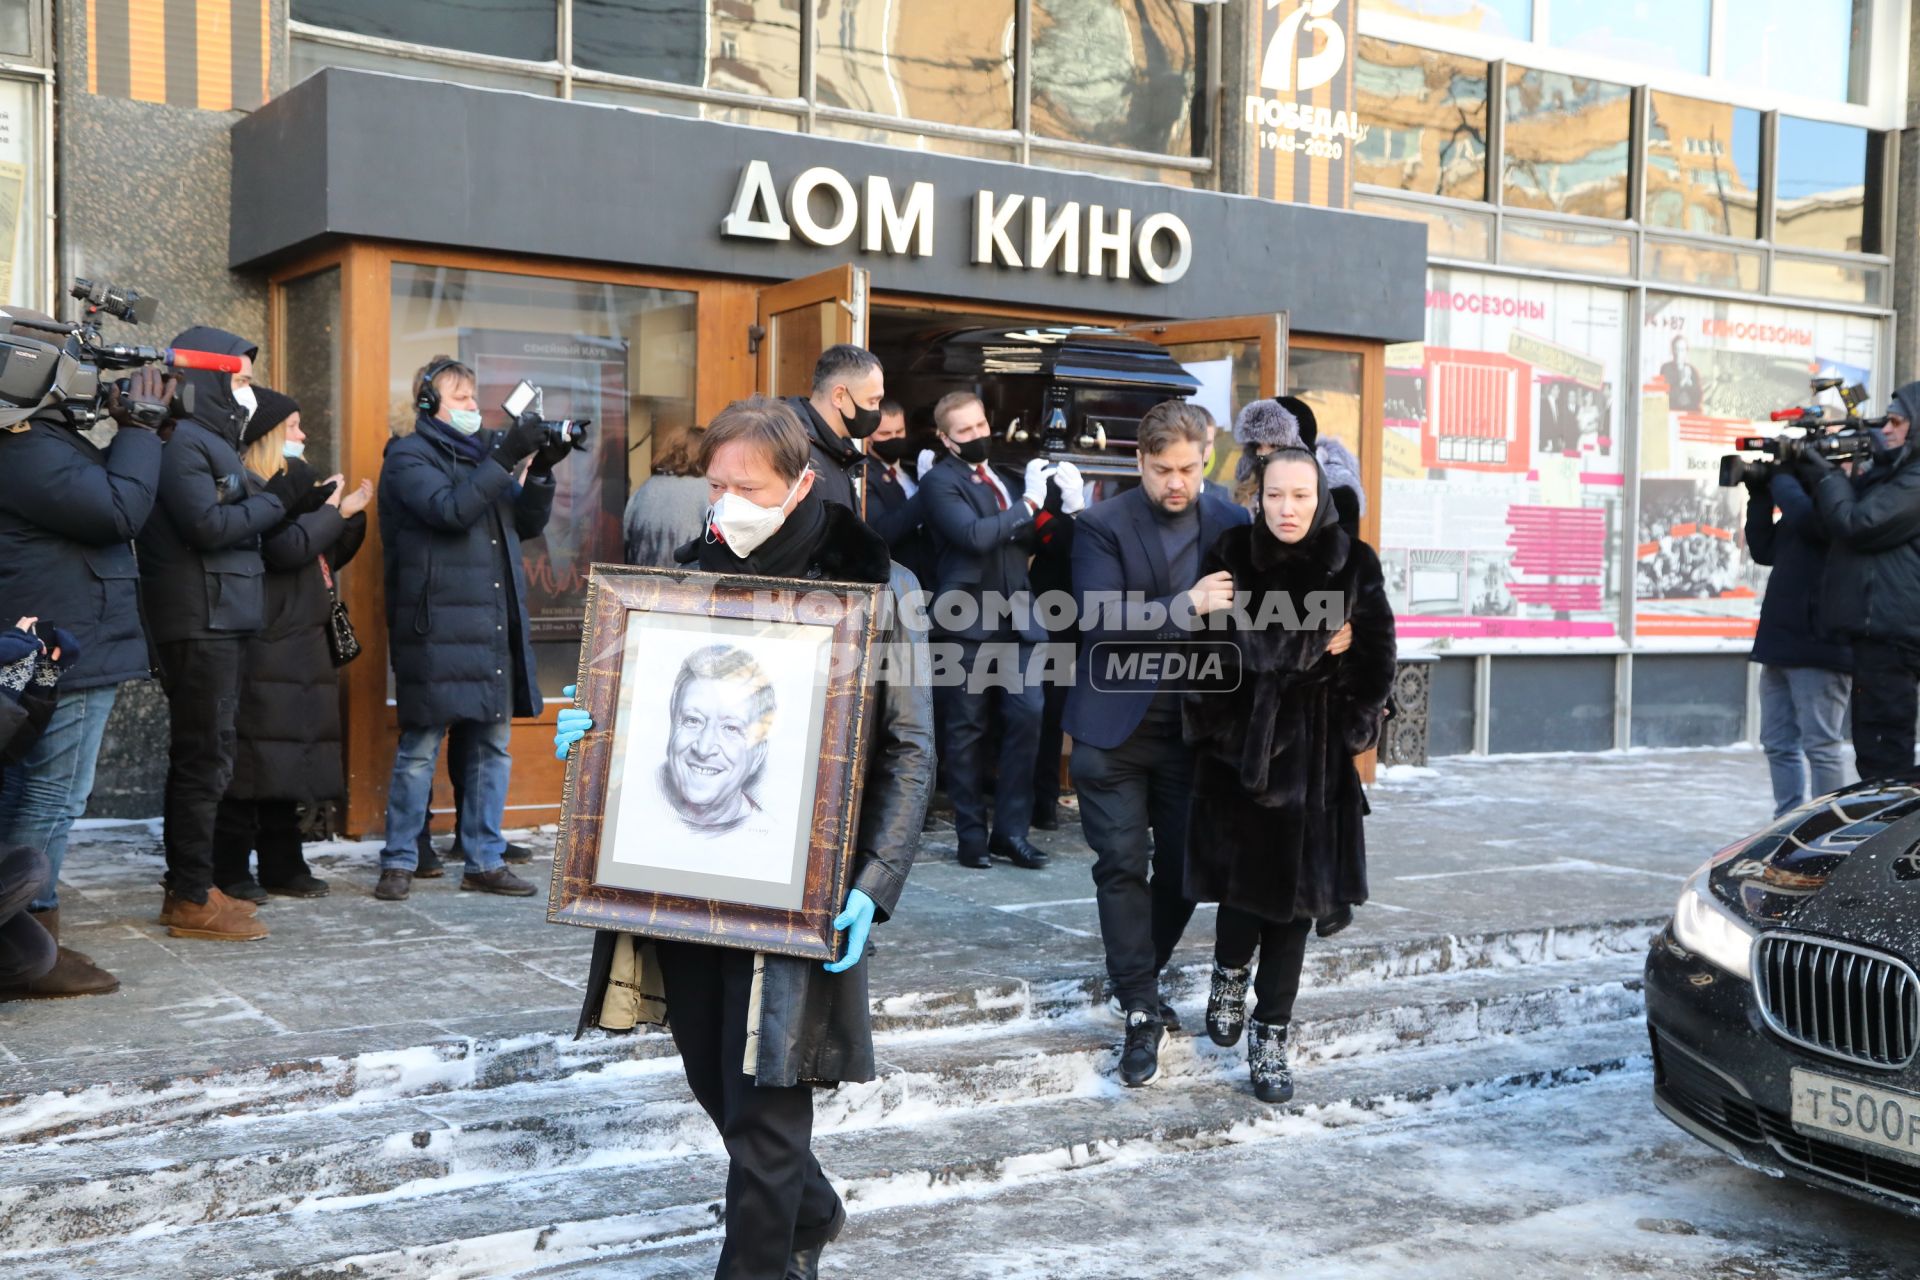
left=0, top=315, right=177, bottom=993
left=373, top=357, right=569, bottom=903
left=1799, top=382, right=1920, bottom=780
left=1742, top=462, right=1852, bottom=815
left=140, top=326, right=318, bottom=943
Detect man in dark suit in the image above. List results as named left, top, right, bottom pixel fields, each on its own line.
left=783, top=344, right=886, bottom=514
left=1660, top=336, right=1704, bottom=414
left=862, top=399, right=933, bottom=587
left=919, top=391, right=1079, bottom=870
left=1064, top=400, right=1251, bottom=1087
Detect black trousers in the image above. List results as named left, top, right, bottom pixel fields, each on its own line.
left=213, top=798, right=311, bottom=888
left=933, top=639, right=1043, bottom=856
left=1215, top=908, right=1313, bottom=1025
left=156, top=638, right=244, bottom=904
left=1851, top=639, right=1920, bottom=780
left=1031, top=675, right=1069, bottom=820
left=654, top=941, right=841, bottom=1280
left=1073, top=729, right=1198, bottom=1012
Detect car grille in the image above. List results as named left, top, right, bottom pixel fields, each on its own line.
left=1754, top=934, right=1920, bottom=1070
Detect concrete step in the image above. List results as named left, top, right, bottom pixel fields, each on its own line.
left=0, top=951, right=1648, bottom=1256
left=0, top=917, right=1660, bottom=1147
left=6, top=1017, right=1651, bottom=1280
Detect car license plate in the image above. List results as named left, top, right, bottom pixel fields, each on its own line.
left=1791, top=1067, right=1920, bottom=1163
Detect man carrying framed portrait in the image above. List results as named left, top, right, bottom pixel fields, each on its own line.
left=554, top=396, right=933, bottom=1280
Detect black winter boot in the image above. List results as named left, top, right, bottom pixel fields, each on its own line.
left=1206, top=961, right=1252, bottom=1047
left=1248, top=1017, right=1295, bottom=1104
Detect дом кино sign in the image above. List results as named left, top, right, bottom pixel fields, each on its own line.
left=718, top=159, right=1195, bottom=286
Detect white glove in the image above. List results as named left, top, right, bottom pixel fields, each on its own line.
left=1022, top=458, right=1056, bottom=510
left=916, top=448, right=936, bottom=480
left=1053, top=461, right=1087, bottom=514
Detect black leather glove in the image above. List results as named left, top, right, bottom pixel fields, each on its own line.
left=1794, top=445, right=1837, bottom=486
left=295, top=478, right=339, bottom=516
left=531, top=426, right=584, bottom=473
left=494, top=412, right=547, bottom=469
left=262, top=470, right=302, bottom=510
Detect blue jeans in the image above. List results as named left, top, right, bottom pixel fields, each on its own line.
left=381, top=720, right=512, bottom=874
left=0, top=684, right=121, bottom=912
left=1759, top=664, right=1852, bottom=816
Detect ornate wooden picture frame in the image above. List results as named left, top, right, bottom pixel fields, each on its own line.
left=548, top=565, right=882, bottom=961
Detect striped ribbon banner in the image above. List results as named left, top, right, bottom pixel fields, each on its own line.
left=87, top=0, right=268, bottom=111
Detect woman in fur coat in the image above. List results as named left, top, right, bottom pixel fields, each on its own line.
left=1182, top=446, right=1397, bottom=1104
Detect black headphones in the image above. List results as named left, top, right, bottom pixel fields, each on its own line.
left=415, top=357, right=462, bottom=417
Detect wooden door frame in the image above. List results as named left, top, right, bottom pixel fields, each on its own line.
left=1287, top=332, right=1385, bottom=554
left=756, top=263, right=870, bottom=396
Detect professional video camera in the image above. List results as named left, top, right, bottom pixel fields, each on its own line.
left=502, top=380, right=591, bottom=452
left=1717, top=377, right=1887, bottom=488
left=0, top=278, right=244, bottom=430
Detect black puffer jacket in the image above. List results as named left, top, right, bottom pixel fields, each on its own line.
left=379, top=415, right=555, bottom=729
left=1812, top=381, right=1920, bottom=645
left=136, top=328, right=287, bottom=642
left=1182, top=517, right=1397, bottom=924
left=576, top=504, right=935, bottom=1088
left=0, top=418, right=163, bottom=689
left=229, top=462, right=367, bottom=803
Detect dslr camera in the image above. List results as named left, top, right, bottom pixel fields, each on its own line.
left=503, top=380, right=591, bottom=452
left=1718, top=377, right=1884, bottom=488
left=0, top=278, right=241, bottom=429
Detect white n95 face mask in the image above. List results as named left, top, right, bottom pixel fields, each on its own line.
left=708, top=469, right=808, bottom=558
left=233, top=385, right=258, bottom=421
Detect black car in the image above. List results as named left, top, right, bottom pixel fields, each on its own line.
left=1647, top=777, right=1920, bottom=1216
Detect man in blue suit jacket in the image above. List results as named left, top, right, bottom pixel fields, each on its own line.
left=920, top=391, right=1078, bottom=871
left=1063, top=401, right=1250, bottom=1087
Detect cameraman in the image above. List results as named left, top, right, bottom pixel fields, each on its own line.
left=140, top=326, right=313, bottom=943
left=373, top=357, right=567, bottom=903
left=0, top=326, right=174, bottom=996
left=1802, top=382, right=1920, bottom=780
left=1743, top=466, right=1851, bottom=814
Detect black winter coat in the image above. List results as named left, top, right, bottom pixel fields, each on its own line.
left=137, top=327, right=286, bottom=643
left=1182, top=520, right=1397, bottom=924
left=784, top=396, right=863, bottom=514
left=576, top=504, right=935, bottom=1088
left=1745, top=473, right=1851, bottom=672
left=229, top=474, right=367, bottom=803
left=379, top=415, right=555, bottom=730
left=0, top=420, right=163, bottom=689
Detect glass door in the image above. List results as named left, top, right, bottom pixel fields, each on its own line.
left=1122, top=313, right=1288, bottom=496
left=757, top=264, right=871, bottom=397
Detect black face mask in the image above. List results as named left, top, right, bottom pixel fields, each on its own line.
left=841, top=400, right=884, bottom=439
left=870, top=437, right=915, bottom=464
left=950, top=436, right=991, bottom=465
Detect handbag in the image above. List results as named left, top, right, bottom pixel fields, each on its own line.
left=320, top=558, right=361, bottom=667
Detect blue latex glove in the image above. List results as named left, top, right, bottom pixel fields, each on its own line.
left=823, top=888, right=876, bottom=973
left=555, top=684, right=593, bottom=759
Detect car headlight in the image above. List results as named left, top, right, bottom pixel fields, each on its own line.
left=1672, top=862, right=1756, bottom=980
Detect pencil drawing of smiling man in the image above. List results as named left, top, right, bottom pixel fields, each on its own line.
left=657, top=644, right=776, bottom=836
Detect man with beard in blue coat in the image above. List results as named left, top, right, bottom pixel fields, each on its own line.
left=373, top=356, right=569, bottom=902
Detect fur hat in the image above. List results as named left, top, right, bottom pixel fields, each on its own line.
left=1317, top=438, right=1366, bottom=517
left=1232, top=398, right=1302, bottom=450
left=1278, top=396, right=1319, bottom=449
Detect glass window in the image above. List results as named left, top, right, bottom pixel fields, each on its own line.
left=0, top=0, right=29, bottom=58
left=1774, top=117, right=1875, bottom=255
left=1549, top=0, right=1707, bottom=76
left=1771, top=255, right=1884, bottom=306
left=1502, top=68, right=1631, bottom=220
left=292, top=0, right=558, bottom=62
left=292, top=36, right=560, bottom=94
left=1645, top=93, right=1760, bottom=239
left=1353, top=38, right=1488, bottom=201
left=1644, top=239, right=1764, bottom=293
left=1289, top=349, right=1366, bottom=474
left=1030, top=0, right=1203, bottom=157
left=813, top=117, right=1017, bottom=161
left=1367, top=0, right=1529, bottom=38
left=277, top=269, right=343, bottom=476
left=571, top=0, right=801, bottom=98
left=0, top=76, right=42, bottom=309
left=1724, top=0, right=1869, bottom=106
left=570, top=84, right=801, bottom=131
left=389, top=265, right=698, bottom=694
left=1355, top=192, right=1494, bottom=261
left=1500, top=218, right=1633, bottom=277
left=813, top=0, right=1014, bottom=131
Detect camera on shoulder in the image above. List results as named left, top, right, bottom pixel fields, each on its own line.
left=1718, top=377, right=1883, bottom=488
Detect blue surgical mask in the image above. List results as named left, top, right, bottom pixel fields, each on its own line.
left=283, top=440, right=306, bottom=460
left=448, top=408, right=483, bottom=436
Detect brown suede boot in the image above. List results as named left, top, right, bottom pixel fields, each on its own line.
left=159, top=889, right=258, bottom=926
left=164, top=888, right=269, bottom=941
left=0, top=922, right=121, bottom=1000
left=30, top=907, right=92, bottom=964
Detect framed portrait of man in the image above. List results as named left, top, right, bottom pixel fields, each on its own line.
left=549, top=565, right=883, bottom=961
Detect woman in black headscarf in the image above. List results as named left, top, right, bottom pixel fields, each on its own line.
left=1182, top=447, right=1396, bottom=1104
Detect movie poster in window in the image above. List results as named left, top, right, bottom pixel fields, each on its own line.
left=1635, top=294, right=1882, bottom=641
left=460, top=330, right=631, bottom=639
left=1382, top=269, right=1626, bottom=647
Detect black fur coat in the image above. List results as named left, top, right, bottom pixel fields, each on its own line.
left=1182, top=518, right=1397, bottom=923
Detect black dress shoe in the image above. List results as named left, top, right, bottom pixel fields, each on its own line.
left=988, top=832, right=1049, bottom=869
left=785, top=1244, right=822, bottom=1280
left=957, top=847, right=991, bottom=869
left=218, top=878, right=268, bottom=904
left=261, top=873, right=331, bottom=899
left=502, top=841, right=535, bottom=864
